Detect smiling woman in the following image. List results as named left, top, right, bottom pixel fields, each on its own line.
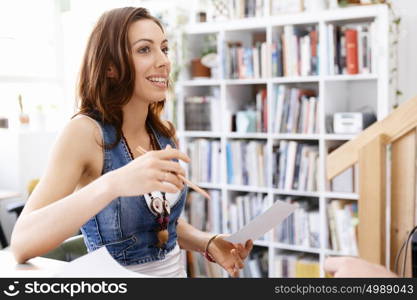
left=75, top=8, right=175, bottom=149
left=9, top=6, right=253, bottom=278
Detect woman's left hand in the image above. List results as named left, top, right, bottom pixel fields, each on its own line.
left=208, top=234, right=253, bottom=278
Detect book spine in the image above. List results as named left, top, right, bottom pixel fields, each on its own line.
left=345, top=28, right=359, bottom=75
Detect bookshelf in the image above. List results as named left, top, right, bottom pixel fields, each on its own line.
left=176, top=3, right=390, bottom=278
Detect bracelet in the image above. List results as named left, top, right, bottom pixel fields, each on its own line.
left=204, top=234, right=219, bottom=263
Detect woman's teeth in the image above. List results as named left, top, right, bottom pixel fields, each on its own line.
left=147, top=77, right=167, bottom=87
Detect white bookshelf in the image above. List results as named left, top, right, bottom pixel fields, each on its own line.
left=177, top=4, right=390, bottom=278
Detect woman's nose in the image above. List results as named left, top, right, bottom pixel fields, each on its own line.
left=155, top=49, right=170, bottom=68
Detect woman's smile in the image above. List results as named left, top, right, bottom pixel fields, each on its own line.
left=146, top=75, right=168, bottom=89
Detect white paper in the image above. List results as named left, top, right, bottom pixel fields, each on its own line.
left=54, top=247, right=152, bottom=278
left=224, top=200, right=297, bottom=244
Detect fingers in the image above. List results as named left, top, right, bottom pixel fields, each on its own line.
left=154, top=181, right=180, bottom=194
left=245, top=239, right=253, bottom=251
left=229, top=249, right=244, bottom=278
left=227, top=265, right=240, bottom=278
left=235, top=240, right=253, bottom=260
left=156, top=160, right=186, bottom=177
left=157, top=171, right=184, bottom=190
left=231, top=249, right=244, bottom=269
left=233, top=265, right=240, bottom=278
left=227, top=266, right=239, bottom=278
left=153, top=147, right=191, bottom=163
left=323, top=256, right=343, bottom=275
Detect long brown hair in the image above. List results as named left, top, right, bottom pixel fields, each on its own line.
left=74, top=7, right=175, bottom=148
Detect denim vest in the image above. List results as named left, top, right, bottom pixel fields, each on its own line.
left=80, top=119, right=187, bottom=266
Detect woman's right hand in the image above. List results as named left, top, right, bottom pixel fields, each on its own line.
left=107, top=147, right=191, bottom=197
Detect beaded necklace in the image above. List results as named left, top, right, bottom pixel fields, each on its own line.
left=122, top=123, right=170, bottom=249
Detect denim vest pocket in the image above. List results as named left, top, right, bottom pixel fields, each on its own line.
left=104, top=235, right=137, bottom=259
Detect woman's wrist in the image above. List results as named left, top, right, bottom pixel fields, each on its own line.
left=204, top=234, right=219, bottom=263
left=99, top=171, right=120, bottom=200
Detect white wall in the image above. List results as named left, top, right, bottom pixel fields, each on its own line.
left=393, top=0, right=417, bottom=105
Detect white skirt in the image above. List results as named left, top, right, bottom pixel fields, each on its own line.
left=124, top=244, right=187, bottom=278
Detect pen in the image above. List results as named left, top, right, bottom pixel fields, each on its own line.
left=135, top=145, right=212, bottom=200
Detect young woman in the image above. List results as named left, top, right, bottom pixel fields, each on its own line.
left=10, top=7, right=252, bottom=277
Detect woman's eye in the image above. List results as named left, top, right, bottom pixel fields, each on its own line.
left=162, top=47, right=169, bottom=54
left=138, top=46, right=150, bottom=54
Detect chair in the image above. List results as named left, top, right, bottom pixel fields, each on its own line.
left=7, top=201, right=25, bottom=218
left=4, top=201, right=87, bottom=261
left=0, top=224, right=7, bottom=249
left=2, top=179, right=87, bottom=260
left=0, top=201, right=25, bottom=249
left=41, top=234, right=87, bottom=262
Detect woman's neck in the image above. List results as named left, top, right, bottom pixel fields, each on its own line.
left=122, top=98, right=149, bottom=137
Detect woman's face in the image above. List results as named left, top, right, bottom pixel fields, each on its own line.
left=128, top=19, right=171, bottom=104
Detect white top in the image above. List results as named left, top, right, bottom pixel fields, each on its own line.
left=124, top=244, right=187, bottom=278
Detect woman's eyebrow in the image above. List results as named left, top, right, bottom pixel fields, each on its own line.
left=132, top=38, right=168, bottom=47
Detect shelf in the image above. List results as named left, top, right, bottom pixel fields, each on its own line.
left=226, top=185, right=269, bottom=193
left=324, top=74, right=378, bottom=81
left=226, top=132, right=268, bottom=139
left=184, top=24, right=220, bottom=35
left=180, top=3, right=389, bottom=278
left=271, top=242, right=321, bottom=254
left=224, top=78, right=267, bottom=85
left=0, top=75, right=60, bottom=83
left=195, top=182, right=222, bottom=190
left=272, top=189, right=320, bottom=198
left=324, top=192, right=359, bottom=200
left=0, top=128, right=60, bottom=135
left=324, top=249, right=359, bottom=257
left=253, top=240, right=270, bottom=247
left=185, top=17, right=267, bottom=34
left=0, top=190, right=20, bottom=200
left=271, top=76, right=320, bottom=84
left=179, top=79, right=221, bottom=86
left=324, top=134, right=356, bottom=141
left=271, top=133, right=320, bottom=140
left=179, top=75, right=376, bottom=85
left=186, top=5, right=386, bottom=33
left=180, top=131, right=222, bottom=138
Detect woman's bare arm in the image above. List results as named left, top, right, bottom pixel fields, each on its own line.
left=10, top=117, right=190, bottom=264
left=176, top=218, right=212, bottom=252
left=10, top=117, right=117, bottom=263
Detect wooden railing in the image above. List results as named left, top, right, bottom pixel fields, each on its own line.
left=327, top=96, right=417, bottom=277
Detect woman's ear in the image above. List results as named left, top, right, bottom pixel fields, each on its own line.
left=106, top=65, right=117, bottom=78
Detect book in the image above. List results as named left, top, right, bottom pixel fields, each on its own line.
left=208, top=190, right=222, bottom=233
left=284, top=141, right=297, bottom=190
left=331, top=167, right=354, bottom=193
left=274, top=253, right=319, bottom=278
left=327, top=200, right=358, bottom=255
left=226, top=140, right=267, bottom=187
left=327, top=201, right=339, bottom=251
left=345, top=28, right=359, bottom=74
left=327, top=23, right=335, bottom=75
left=310, top=30, right=318, bottom=75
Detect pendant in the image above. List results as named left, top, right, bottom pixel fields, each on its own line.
left=150, top=197, right=163, bottom=215
left=163, top=199, right=171, bottom=215
left=148, top=192, right=171, bottom=248
left=156, top=229, right=169, bottom=248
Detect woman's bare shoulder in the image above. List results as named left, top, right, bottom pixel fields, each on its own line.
left=18, top=115, right=104, bottom=217
left=69, top=115, right=102, bottom=143
left=56, top=115, right=103, bottom=166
